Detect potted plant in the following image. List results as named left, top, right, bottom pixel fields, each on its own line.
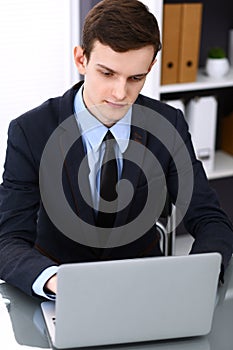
left=205, top=47, right=230, bottom=78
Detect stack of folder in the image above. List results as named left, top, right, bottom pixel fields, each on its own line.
left=185, top=96, right=217, bottom=172
left=161, top=3, right=203, bottom=85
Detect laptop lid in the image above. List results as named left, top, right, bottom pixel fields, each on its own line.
left=41, top=253, right=221, bottom=349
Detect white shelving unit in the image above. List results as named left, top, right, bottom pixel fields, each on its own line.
left=160, top=67, right=233, bottom=94
left=141, top=0, right=233, bottom=181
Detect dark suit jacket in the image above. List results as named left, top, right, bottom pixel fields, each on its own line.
left=0, top=81, right=233, bottom=296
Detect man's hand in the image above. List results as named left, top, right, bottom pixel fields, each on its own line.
left=44, top=274, right=57, bottom=294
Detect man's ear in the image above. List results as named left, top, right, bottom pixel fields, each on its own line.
left=74, top=46, right=87, bottom=75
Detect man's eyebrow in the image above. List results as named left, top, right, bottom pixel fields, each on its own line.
left=96, top=64, right=116, bottom=73
left=96, top=64, right=148, bottom=77
left=131, top=72, right=148, bottom=78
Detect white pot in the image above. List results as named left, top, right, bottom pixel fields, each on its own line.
left=205, top=58, right=230, bottom=78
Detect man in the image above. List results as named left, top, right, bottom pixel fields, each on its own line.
left=0, top=0, right=233, bottom=299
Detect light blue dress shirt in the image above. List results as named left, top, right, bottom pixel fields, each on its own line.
left=32, top=87, right=132, bottom=299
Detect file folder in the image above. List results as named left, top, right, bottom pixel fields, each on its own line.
left=163, top=99, right=185, bottom=115
left=161, top=4, right=182, bottom=85
left=178, top=3, right=203, bottom=83
left=185, top=96, right=217, bottom=172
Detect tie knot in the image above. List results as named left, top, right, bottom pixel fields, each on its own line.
left=104, top=130, right=114, bottom=141
left=103, top=130, right=116, bottom=150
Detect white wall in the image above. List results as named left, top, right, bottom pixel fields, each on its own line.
left=0, top=0, right=80, bottom=179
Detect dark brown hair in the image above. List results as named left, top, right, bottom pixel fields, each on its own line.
left=82, top=0, right=161, bottom=62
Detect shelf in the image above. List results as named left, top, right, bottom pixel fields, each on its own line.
left=206, top=151, right=233, bottom=180
left=160, top=67, right=233, bottom=94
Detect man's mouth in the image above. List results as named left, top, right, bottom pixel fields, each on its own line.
left=105, top=100, right=129, bottom=108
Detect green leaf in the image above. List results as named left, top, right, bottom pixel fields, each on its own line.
left=208, top=47, right=226, bottom=59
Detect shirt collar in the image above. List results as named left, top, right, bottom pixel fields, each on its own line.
left=74, top=86, right=131, bottom=153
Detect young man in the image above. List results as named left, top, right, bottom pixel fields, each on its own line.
left=0, top=0, right=233, bottom=298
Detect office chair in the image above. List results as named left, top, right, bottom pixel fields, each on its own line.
left=156, top=195, right=176, bottom=256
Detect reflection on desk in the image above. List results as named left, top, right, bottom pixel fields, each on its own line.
left=0, top=257, right=233, bottom=350
left=0, top=282, right=49, bottom=349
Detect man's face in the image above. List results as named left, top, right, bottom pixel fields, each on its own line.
left=74, top=41, right=155, bottom=127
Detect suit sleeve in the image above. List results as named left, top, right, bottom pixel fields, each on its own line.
left=0, top=119, right=58, bottom=297
left=167, top=109, right=233, bottom=272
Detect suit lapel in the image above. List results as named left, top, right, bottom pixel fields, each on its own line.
left=114, top=105, right=148, bottom=227
left=58, top=115, right=96, bottom=227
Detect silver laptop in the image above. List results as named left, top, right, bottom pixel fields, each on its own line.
left=41, top=253, right=221, bottom=349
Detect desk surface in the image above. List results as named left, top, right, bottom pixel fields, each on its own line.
left=1, top=257, right=233, bottom=350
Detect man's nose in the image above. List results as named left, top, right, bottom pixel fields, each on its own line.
left=112, top=79, right=127, bottom=100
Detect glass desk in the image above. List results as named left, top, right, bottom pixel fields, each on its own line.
left=1, top=257, right=233, bottom=350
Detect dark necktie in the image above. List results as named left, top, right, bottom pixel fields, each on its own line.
left=96, top=130, right=118, bottom=228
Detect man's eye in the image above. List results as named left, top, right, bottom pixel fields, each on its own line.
left=130, top=76, right=144, bottom=82
left=101, top=71, right=113, bottom=77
